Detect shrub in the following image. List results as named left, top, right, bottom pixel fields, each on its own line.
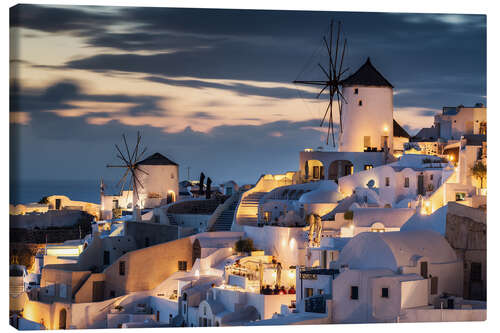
left=344, top=211, right=354, bottom=220
left=38, top=196, right=49, bottom=204
left=112, top=208, right=122, bottom=219
left=235, top=238, right=254, bottom=253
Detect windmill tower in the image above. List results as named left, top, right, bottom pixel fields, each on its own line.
left=294, top=20, right=395, bottom=154
left=339, top=58, right=394, bottom=153
left=106, top=132, right=149, bottom=221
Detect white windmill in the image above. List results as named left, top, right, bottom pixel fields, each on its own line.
left=106, top=132, right=149, bottom=221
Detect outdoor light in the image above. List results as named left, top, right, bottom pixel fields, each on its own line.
left=383, top=125, right=389, bottom=132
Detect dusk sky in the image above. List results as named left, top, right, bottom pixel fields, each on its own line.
left=10, top=4, right=486, bottom=186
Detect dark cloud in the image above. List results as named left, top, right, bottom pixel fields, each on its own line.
left=10, top=80, right=168, bottom=118
left=9, top=5, right=486, bottom=185
left=191, top=112, right=220, bottom=120
left=87, top=31, right=227, bottom=52
left=11, top=109, right=324, bottom=185
left=10, top=4, right=112, bottom=35
left=12, top=6, right=486, bottom=107
left=144, top=76, right=314, bottom=99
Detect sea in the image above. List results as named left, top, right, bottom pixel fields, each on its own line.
left=10, top=179, right=102, bottom=205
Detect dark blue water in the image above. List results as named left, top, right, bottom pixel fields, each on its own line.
left=10, top=179, right=102, bottom=205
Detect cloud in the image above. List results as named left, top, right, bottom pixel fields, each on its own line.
left=144, top=76, right=315, bottom=99
left=10, top=80, right=169, bottom=119
left=11, top=106, right=323, bottom=184
left=9, top=5, right=487, bottom=185
left=10, top=4, right=112, bottom=36
left=191, top=112, right=220, bottom=120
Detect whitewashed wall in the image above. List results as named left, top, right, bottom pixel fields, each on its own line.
left=339, top=86, right=394, bottom=152
left=243, top=226, right=306, bottom=267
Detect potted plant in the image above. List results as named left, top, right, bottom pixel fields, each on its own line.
left=234, top=238, right=255, bottom=256
left=111, top=305, right=124, bottom=313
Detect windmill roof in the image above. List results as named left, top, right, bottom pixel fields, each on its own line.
left=393, top=119, right=410, bottom=138
left=342, top=58, right=394, bottom=88
left=137, top=152, right=178, bottom=166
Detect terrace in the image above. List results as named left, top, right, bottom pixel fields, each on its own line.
left=223, top=253, right=296, bottom=295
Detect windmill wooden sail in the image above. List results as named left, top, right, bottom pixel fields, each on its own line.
left=106, top=132, right=149, bottom=221
left=293, top=19, right=349, bottom=147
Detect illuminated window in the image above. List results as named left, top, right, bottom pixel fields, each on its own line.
left=455, top=192, right=466, bottom=201
left=263, top=211, right=271, bottom=223
left=305, top=288, right=314, bottom=298
left=479, top=122, right=486, bottom=135
left=364, top=165, right=373, bottom=170
left=364, top=136, right=371, bottom=149
left=313, top=166, right=320, bottom=179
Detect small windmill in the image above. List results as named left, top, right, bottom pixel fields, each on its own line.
left=293, top=19, right=349, bottom=147
left=106, top=132, right=149, bottom=221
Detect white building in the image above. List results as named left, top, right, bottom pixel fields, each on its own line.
left=339, top=58, right=395, bottom=153
left=332, top=230, right=463, bottom=323
left=434, top=104, right=486, bottom=141
left=101, top=153, right=179, bottom=219
left=338, top=154, right=453, bottom=208
left=298, top=58, right=409, bottom=184
left=220, top=181, right=239, bottom=196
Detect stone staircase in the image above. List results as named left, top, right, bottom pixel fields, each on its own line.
left=235, top=191, right=267, bottom=225
left=210, top=200, right=239, bottom=232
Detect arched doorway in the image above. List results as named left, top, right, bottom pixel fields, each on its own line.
left=328, top=160, right=354, bottom=182
left=167, top=191, right=176, bottom=204
left=58, top=308, right=67, bottom=329
left=370, top=222, right=385, bottom=233
left=192, top=239, right=201, bottom=266
left=304, top=160, right=324, bottom=181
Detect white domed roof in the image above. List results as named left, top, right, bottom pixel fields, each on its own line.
left=338, top=230, right=457, bottom=271
left=401, top=205, right=447, bottom=235
left=299, top=180, right=342, bottom=204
